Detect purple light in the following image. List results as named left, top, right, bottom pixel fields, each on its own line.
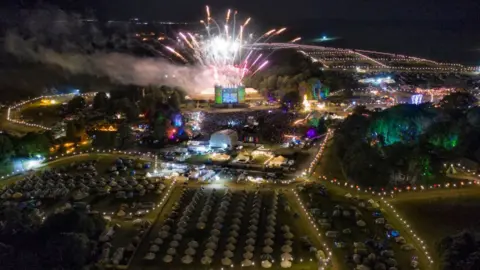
left=306, top=128, right=316, bottom=138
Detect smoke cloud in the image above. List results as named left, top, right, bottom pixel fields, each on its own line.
left=4, top=9, right=216, bottom=96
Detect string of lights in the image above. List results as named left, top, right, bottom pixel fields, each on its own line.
left=329, top=65, right=478, bottom=72
left=291, top=190, right=332, bottom=269
left=6, top=93, right=97, bottom=130
left=251, top=43, right=477, bottom=72
left=306, top=129, right=333, bottom=175
left=301, top=130, right=434, bottom=267
left=379, top=198, right=434, bottom=266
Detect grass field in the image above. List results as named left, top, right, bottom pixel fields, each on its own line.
left=0, top=109, right=42, bottom=135
left=313, top=139, right=347, bottom=181
left=20, top=103, right=63, bottom=127
left=392, top=194, right=480, bottom=265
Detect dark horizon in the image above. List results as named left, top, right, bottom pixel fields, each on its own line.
left=0, top=1, right=478, bottom=65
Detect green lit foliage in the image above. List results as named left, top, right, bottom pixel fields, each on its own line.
left=420, top=155, right=433, bottom=177
left=308, top=117, right=320, bottom=128
left=429, top=134, right=458, bottom=150
left=428, top=130, right=459, bottom=150
left=369, top=104, right=436, bottom=146
left=334, top=103, right=467, bottom=187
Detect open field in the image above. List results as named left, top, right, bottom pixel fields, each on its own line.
left=392, top=194, right=480, bottom=264
left=312, top=139, right=347, bottom=181
left=0, top=109, right=42, bottom=135
left=20, top=102, right=63, bottom=127
left=9, top=95, right=73, bottom=126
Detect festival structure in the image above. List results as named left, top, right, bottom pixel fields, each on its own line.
left=209, top=129, right=238, bottom=150
left=214, top=84, right=246, bottom=104
left=163, top=7, right=297, bottom=104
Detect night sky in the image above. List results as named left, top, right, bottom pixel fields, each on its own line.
left=1, top=0, right=479, bottom=64
left=1, top=0, right=479, bottom=23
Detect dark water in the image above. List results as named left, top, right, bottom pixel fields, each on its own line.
left=289, top=20, right=480, bottom=65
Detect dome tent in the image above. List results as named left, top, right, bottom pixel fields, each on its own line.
left=209, top=129, right=238, bottom=150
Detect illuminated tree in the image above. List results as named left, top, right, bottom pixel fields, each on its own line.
left=425, top=122, right=459, bottom=150
left=369, top=104, right=436, bottom=145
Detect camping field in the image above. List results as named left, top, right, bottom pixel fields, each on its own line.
left=133, top=187, right=326, bottom=270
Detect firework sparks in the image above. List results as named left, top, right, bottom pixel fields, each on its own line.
left=290, top=37, right=302, bottom=43
left=264, top=29, right=276, bottom=36
left=251, top=60, right=269, bottom=76
left=275, top=27, right=287, bottom=35
left=167, top=8, right=292, bottom=86
left=226, top=9, right=231, bottom=23
left=165, top=46, right=188, bottom=63
left=250, top=53, right=263, bottom=67
left=206, top=5, right=211, bottom=21
left=243, top=17, right=251, bottom=27
left=179, top=33, right=194, bottom=49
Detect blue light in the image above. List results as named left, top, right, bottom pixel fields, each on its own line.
left=173, top=114, right=182, bottom=127
left=390, top=230, right=400, bottom=237
left=322, top=36, right=327, bottom=40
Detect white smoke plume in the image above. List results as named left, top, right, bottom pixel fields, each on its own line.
left=4, top=9, right=216, bottom=96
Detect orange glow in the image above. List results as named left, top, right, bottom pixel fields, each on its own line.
left=63, top=142, right=74, bottom=148
left=40, top=99, right=57, bottom=105
left=97, top=125, right=118, bottom=132
left=293, top=119, right=306, bottom=126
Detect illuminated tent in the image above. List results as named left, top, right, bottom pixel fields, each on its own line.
left=268, top=156, right=288, bottom=167
left=209, top=129, right=238, bottom=150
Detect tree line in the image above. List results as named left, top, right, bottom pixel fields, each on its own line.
left=0, top=208, right=106, bottom=270
left=333, top=92, right=480, bottom=187
left=0, top=132, right=51, bottom=172
left=438, top=230, right=480, bottom=270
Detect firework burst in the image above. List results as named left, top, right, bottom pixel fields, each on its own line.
left=165, top=7, right=294, bottom=87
